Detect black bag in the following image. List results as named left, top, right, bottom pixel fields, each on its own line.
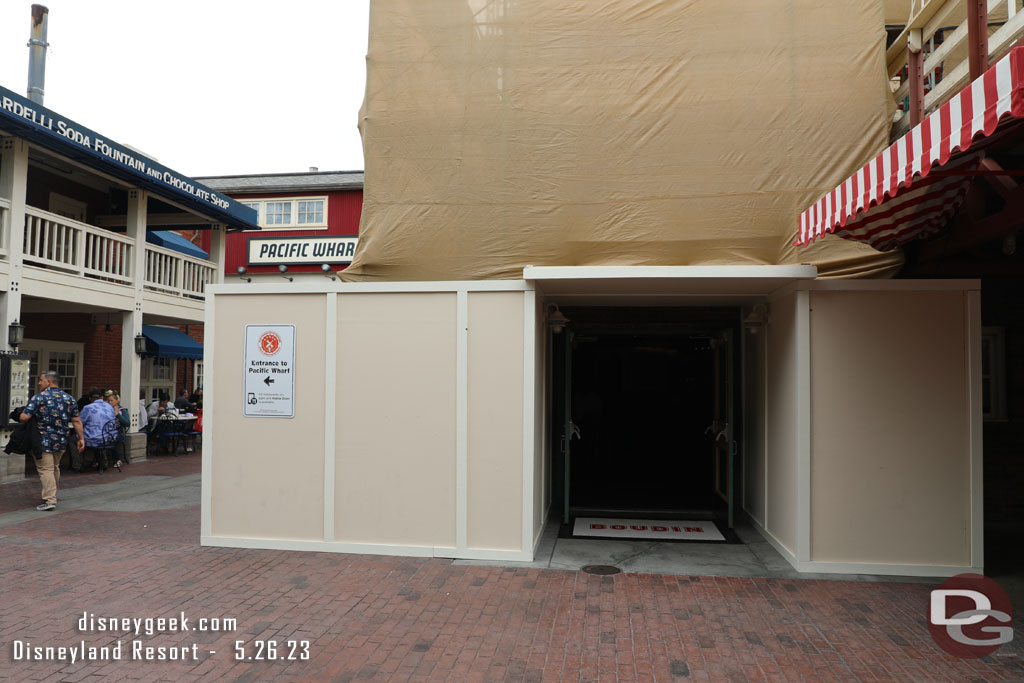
left=4, top=408, right=43, bottom=459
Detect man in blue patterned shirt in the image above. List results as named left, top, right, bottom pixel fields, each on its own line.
left=20, top=370, right=85, bottom=511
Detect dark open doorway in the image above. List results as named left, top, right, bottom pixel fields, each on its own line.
left=551, top=307, right=741, bottom=523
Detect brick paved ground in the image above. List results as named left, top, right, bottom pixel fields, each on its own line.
left=0, top=456, right=1022, bottom=682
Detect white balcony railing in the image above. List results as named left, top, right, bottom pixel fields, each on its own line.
left=14, top=205, right=218, bottom=301
left=0, top=197, right=9, bottom=259
left=23, top=206, right=133, bottom=284
left=888, top=0, right=1024, bottom=138
left=144, top=244, right=217, bottom=300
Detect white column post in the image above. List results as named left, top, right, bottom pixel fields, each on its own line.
left=209, top=224, right=226, bottom=284
left=120, top=311, right=143, bottom=429
left=0, top=138, right=29, bottom=351
left=121, top=190, right=147, bottom=428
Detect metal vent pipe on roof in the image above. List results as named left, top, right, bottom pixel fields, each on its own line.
left=27, top=4, right=49, bottom=105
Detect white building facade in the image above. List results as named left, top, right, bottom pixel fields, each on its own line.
left=0, top=84, right=259, bottom=481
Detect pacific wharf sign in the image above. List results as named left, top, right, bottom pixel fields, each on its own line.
left=0, top=84, right=256, bottom=228
left=247, top=236, right=359, bottom=266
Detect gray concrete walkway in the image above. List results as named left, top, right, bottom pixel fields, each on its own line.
left=456, top=518, right=941, bottom=586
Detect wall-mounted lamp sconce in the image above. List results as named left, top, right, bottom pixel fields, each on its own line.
left=321, top=263, right=337, bottom=281
left=278, top=264, right=293, bottom=282
left=236, top=266, right=252, bottom=282
left=134, top=333, right=147, bottom=355
left=742, top=303, right=770, bottom=334
left=545, top=304, right=569, bottom=334
left=1002, top=233, right=1017, bottom=256
left=8, top=320, right=25, bottom=348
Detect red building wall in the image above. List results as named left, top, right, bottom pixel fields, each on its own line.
left=224, top=190, right=363, bottom=275
left=22, top=313, right=204, bottom=399
left=21, top=313, right=121, bottom=395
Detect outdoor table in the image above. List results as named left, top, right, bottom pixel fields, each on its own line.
left=148, top=415, right=199, bottom=453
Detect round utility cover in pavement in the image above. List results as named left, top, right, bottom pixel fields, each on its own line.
left=581, top=565, right=621, bottom=576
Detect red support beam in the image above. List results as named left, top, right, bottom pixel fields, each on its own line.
left=908, top=45, right=925, bottom=127
left=967, top=0, right=989, bottom=81
left=978, top=158, right=1020, bottom=199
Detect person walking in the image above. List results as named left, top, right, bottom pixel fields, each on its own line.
left=20, top=370, right=84, bottom=511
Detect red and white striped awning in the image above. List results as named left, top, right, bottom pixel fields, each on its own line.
left=796, top=46, right=1024, bottom=251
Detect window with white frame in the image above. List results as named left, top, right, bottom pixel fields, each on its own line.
left=21, top=339, right=84, bottom=399
left=265, top=201, right=291, bottom=226
left=239, top=197, right=328, bottom=230
left=981, top=327, right=1007, bottom=421
left=241, top=201, right=261, bottom=225
left=193, top=361, right=204, bottom=392
left=297, top=200, right=324, bottom=224
left=141, top=357, right=176, bottom=404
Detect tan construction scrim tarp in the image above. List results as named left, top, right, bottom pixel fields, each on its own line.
left=885, top=0, right=911, bottom=25
left=345, top=0, right=904, bottom=282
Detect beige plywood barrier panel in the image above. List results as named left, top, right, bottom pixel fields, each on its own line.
left=765, top=294, right=799, bottom=554
left=210, top=294, right=327, bottom=540
left=533, top=299, right=548, bottom=543
left=334, top=293, right=457, bottom=548
left=810, top=291, right=971, bottom=566
left=466, top=292, right=524, bottom=551
left=743, top=329, right=767, bottom=527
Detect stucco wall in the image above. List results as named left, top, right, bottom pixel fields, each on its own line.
left=809, top=290, right=973, bottom=566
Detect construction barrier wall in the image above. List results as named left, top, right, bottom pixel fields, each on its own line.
left=746, top=280, right=983, bottom=576
left=205, top=274, right=981, bottom=577
left=202, top=282, right=541, bottom=561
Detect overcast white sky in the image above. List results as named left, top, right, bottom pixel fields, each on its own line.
left=0, top=1, right=369, bottom=177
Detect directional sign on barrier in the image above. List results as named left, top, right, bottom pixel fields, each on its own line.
left=243, top=324, right=295, bottom=418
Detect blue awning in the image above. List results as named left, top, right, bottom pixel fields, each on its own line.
left=146, top=231, right=209, bottom=259
left=141, top=325, right=203, bottom=359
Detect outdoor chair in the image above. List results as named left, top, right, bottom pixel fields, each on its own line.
left=149, top=413, right=180, bottom=455
left=164, top=414, right=197, bottom=454
left=99, top=418, right=125, bottom=472
left=179, top=415, right=201, bottom=453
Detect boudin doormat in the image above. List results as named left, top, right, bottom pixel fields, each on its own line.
left=571, top=517, right=727, bottom=542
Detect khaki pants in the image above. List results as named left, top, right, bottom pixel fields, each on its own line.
left=37, top=451, right=60, bottom=504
